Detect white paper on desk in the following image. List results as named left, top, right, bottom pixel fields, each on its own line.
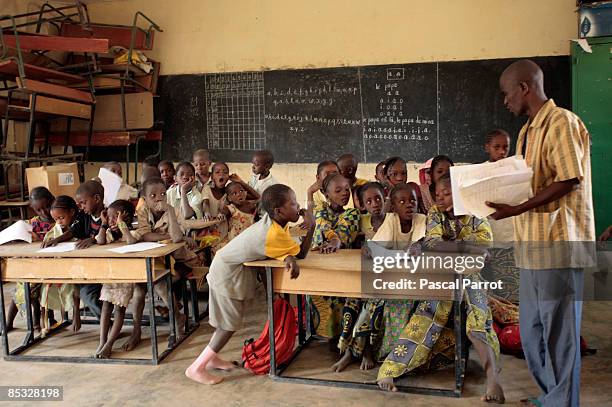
left=450, top=156, right=533, bottom=218
left=108, top=242, right=165, bottom=253
left=37, top=242, right=77, bottom=253
left=98, top=167, right=122, bottom=207
left=0, top=220, right=33, bottom=245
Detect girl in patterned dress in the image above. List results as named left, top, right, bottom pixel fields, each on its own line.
left=377, top=175, right=504, bottom=404
left=310, top=173, right=360, bottom=342
left=4, top=187, right=55, bottom=335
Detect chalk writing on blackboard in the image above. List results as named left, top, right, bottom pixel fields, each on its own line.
left=205, top=72, right=266, bottom=150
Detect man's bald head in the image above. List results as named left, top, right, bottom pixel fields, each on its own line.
left=500, top=59, right=544, bottom=90
left=499, top=59, right=547, bottom=118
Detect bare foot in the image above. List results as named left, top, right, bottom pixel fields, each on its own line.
left=185, top=365, right=223, bottom=385
left=70, top=315, right=81, bottom=332
left=360, top=354, right=375, bottom=370
left=377, top=377, right=398, bottom=392
left=207, top=355, right=235, bottom=371
left=95, top=342, right=105, bottom=356
left=331, top=350, right=353, bottom=372
left=481, top=381, right=505, bottom=404
left=95, top=342, right=113, bottom=359
left=121, top=329, right=142, bottom=351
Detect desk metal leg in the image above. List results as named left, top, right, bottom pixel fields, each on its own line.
left=166, top=270, right=176, bottom=349
left=0, top=266, right=10, bottom=355
left=266, top=266, right=277, bottom=377
left=188, top=279, right=199, bottom=324
left=297, top=294, right=305, bottom=345
left=22, top=282, right=34, bottom=346
left=146, top=258, right=159, bottom=365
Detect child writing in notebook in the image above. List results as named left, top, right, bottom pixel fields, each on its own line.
left=42, top=180, right=106, bottom=322
left=377, top=175, right=504, bottom=403
left=40, top=195, right=81, bottom=334
left=215, top=178, right=260, bottom=251
left=185, top=184, right=315, bottom=385
left=4, top=187, right=55, bottom=335
left=167, top=161, right=203, bottom=220
left=94, top=199, right=139, bottom=359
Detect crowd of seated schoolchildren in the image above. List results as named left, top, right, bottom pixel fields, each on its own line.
left=8, top=133, right=589, bottom=404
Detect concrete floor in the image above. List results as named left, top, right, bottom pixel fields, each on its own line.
left=1, top=284, right=611, bottom=407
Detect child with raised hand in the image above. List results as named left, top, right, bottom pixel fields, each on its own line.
left=167, top=161, right=203, bottom=220
left=306, top=160, right=339, bottom=213
left=158, top=160, right=176, bottom=189
left=185, top=184, right=315, bottom=385
left=95, top=199, right=139, bottom=359
left=102, top=161, right=138, bottom=201
left=313, top=173, right=361, bottom=254
left=192, top=149, right=212, bottom=192
left=40, top=196, right=81, bottom=333
left=215, top=180, right=259, bottom=251
left=4, top=187, right=56, bottom=335
left=377, top=175, right=504, bottom=404
left=42, top=180, right=106, bottom=321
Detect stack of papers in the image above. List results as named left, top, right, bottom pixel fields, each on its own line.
left=0, top=221, right=33, bottom=245
left=450, top=156, right=533, bottom=218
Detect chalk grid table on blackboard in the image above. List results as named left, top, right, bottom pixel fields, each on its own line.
left=205, top=72, right=266, bottom=151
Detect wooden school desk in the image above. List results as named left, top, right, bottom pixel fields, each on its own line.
left=244, top=249, right=482, bottom=398
left=0, top=242, right=197, bottom=365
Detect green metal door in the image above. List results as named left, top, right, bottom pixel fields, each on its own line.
left=572, top=37, right=612, bottom=236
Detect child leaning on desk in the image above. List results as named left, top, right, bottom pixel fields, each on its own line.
left=185, top=184, right=315, bottom=385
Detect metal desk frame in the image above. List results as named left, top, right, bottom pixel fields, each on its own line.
left=0, top=252, right=199, bottom=365
left=263, top=266, right=469, bottom=398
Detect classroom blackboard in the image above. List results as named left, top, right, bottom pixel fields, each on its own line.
left=155, top=56, right=570, bottom=164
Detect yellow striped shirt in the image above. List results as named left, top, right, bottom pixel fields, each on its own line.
left=513, top=99, right=595, bottom=268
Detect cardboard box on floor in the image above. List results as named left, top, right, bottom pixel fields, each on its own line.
left=26, top=163, right=80, bottom=197
left=50, top=92, right=154, bottom=132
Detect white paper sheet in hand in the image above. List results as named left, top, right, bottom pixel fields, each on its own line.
left=37, top=242, right=77, bottom=253
left=98, top=167, right=122, bottom=207
left=450, top=156, right=533, bottom=218
left=108, top=242, right=165, bottom=254
left=0, top=220, right=33, bottom=245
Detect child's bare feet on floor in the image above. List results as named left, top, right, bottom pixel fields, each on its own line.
left=377, top=377, right=398, bottom=392
left=95, top=342, right=113, bottom=359
left=121, top=329, right=141, bottom=351
left=70, top=316, right=81, bottom=332
left=481, top=378, right=505, bottom=404
left=331, top=350, right=353, bottom=372
left=185, top=365, right=223, bottom=385
left=207, top=355, right=235, bottom=371
left=360, top=347, right=375, bottom=370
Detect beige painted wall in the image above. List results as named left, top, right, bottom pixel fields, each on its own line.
left=86, top=0, right=578, bottom=75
